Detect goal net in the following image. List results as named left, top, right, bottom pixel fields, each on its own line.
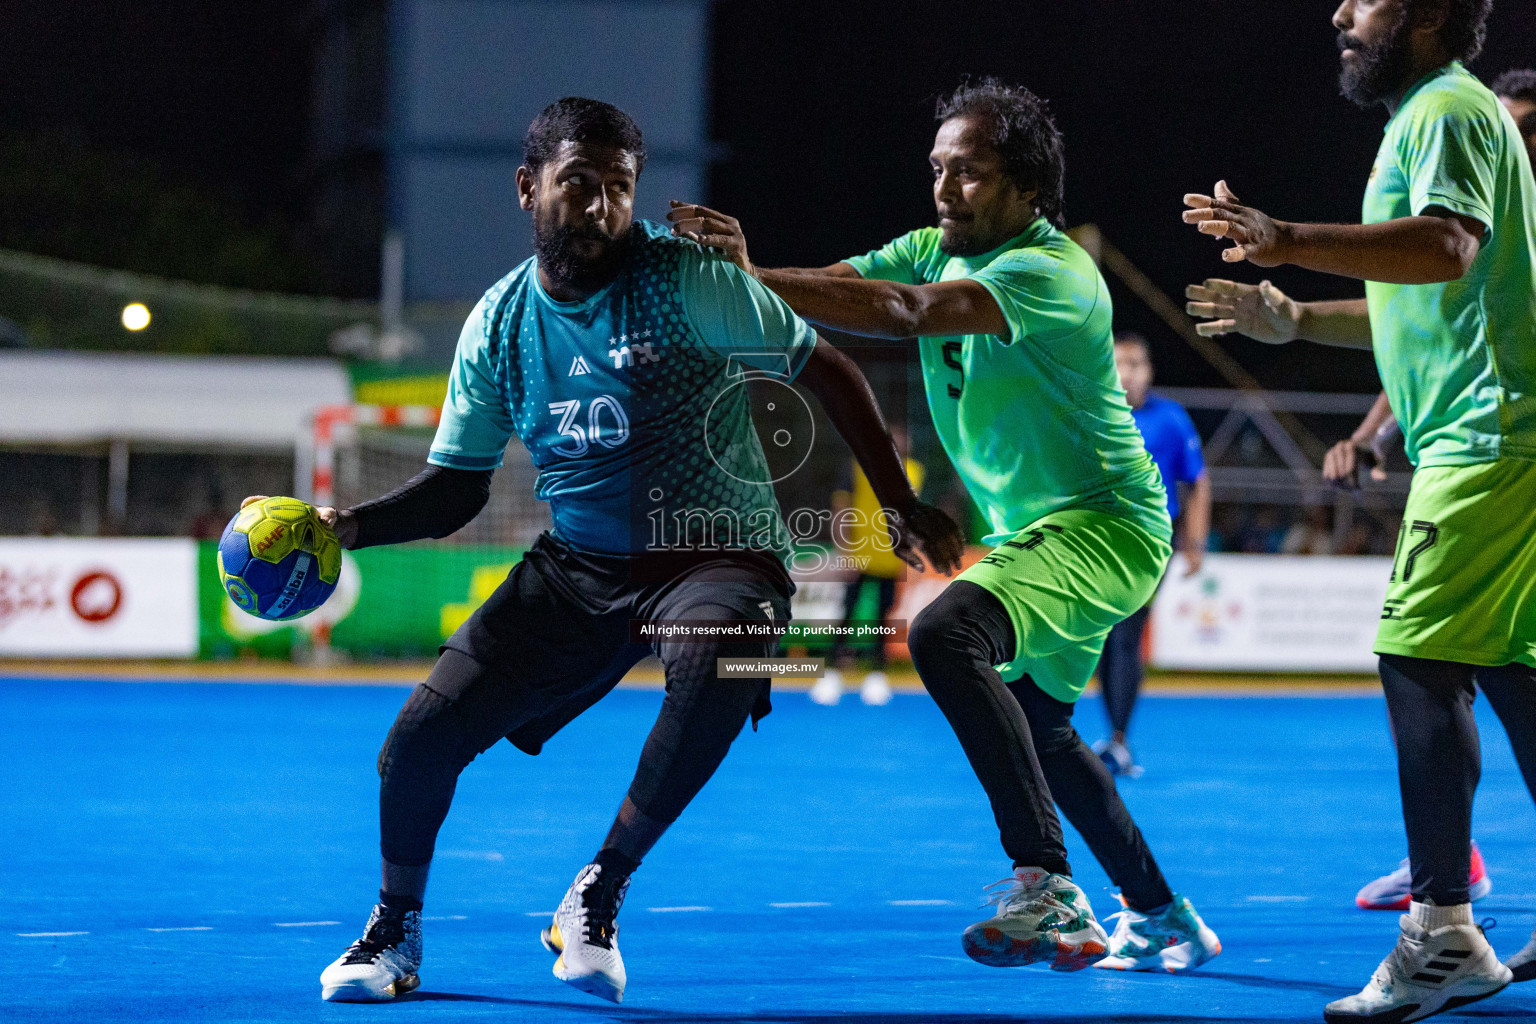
left=305, top=404, right=551, bottom=548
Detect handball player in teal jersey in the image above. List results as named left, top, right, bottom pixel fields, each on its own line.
left=670, top=78, right=1221, bottom=974
left=292, top=97, right=963, bottom=1005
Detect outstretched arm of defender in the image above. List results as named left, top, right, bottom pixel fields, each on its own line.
left=1185, top=279, right=1374, bottom=350
left=1181, top=181, right=1483, bottom=285
left=797, top=336, right=966, bottom=575
left=668, top=201, right=1006, bottom=339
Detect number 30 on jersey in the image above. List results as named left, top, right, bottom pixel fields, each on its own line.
left=548, top=397, right=631, bottom=457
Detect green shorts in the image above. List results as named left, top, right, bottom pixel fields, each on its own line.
left=957, top=507, right=1172, bottom=703
left=1375, top=458, right=1536, bottom=667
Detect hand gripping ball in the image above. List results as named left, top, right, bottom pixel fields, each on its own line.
left=217, top=497, right=342, bottom=621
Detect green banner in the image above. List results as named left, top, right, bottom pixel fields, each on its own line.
left=198, top=541, right=525, bottom=659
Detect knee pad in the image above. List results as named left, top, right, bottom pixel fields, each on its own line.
left=378, top=686, right=466, bottom=782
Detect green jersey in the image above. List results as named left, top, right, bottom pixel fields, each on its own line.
left=1363, top=61, right=1536, bottom=467
left=845, top=219, right=1169, bottom=544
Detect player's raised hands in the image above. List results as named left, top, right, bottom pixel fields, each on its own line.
left=890, top=500, right=966, bottom=577
left=667, top=201, right=754, bottom=274
left=1185, top=278, right=1301, bottom=343
left=1183, top=181, right=1291, bottom=267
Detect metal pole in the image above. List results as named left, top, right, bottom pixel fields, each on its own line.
left=107, top=439, right=129, bottom=534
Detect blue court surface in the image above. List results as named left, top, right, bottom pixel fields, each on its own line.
left=4, top=673, right=1534, bottom=1024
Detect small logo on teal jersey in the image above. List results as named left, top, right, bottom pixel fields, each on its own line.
left=608, top=331, right=663, bottom=369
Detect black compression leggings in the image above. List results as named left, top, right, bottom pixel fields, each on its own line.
left=1380, top=654, right=1536, bottom=905
left=376, top=642, right=766, bottom=868
left=1097, top=604, right=1152, bottom=737
left=908, top=581, right=1174, bottom=910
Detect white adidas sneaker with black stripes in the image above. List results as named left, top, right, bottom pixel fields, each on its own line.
left=1324, top=911, right=1510, bottom=1023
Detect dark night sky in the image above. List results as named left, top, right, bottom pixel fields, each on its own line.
left=712, top=1, right=1536, bottom=392
left=3, top=1, right=1535, bottom=390
left=0, top=1, right=311, bottom=218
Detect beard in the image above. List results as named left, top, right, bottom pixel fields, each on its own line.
left=1338, top=14, right=1413, bottom=108
left=532, top=216, right=629, bottom=291
left=937, top=218, right=989, bottom=257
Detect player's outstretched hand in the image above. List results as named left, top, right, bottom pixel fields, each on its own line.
left=666, top=201, right=754, bottom=274
left=1185, top=278, right=1300, bottom=343
left=891, top=500, right=965, bottom=577
left=239, top=495, right=356, bottom=548
left=1182, top=181, right=1290, bottom=267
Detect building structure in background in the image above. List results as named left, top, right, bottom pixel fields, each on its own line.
left=308, top=0, right=712, bottom=310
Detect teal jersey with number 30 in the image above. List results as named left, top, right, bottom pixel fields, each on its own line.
left=429, top=220, right=816, bottom=555
left=846, top=219, right=1169, bottom=544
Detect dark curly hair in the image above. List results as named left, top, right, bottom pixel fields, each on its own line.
left=523, top=97, right=646, bottom=174
left=935, top=78, right=1066, bottom=228
left=1492, top=68, right=1536, bottom=103
left=1413, top=0, right=1493, bottom=65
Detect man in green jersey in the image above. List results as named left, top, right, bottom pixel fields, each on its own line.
left=1213, top=66, right=1536, bottom=921
left=1184, top=2, right=1536, bottom=1020
left=669, top=78, right=1221, bottom=975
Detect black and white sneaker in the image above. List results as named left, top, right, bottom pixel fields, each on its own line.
left=1324, top=912, right=1510, bottom=1023
left=320, top=904, right=422, bottom=1002
left=541, top=862, right=630, bottom=1003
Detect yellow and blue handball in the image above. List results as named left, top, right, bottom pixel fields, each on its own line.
left=217, top=496, right=342, bottom=621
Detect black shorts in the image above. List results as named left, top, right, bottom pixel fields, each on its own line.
left=435, top=531, right=795, bottom=755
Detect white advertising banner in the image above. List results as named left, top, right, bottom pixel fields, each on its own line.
left=1150, top=553, right=1393, bottom=672
left=0, top=539, right=198, bottom=657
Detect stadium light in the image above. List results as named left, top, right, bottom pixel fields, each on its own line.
left=121, top=303, right=151, bottom=331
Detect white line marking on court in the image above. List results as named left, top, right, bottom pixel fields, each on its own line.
left=1243, top=895, right=1311, bottom=903
left=274, top=921, right=342, bottom=927
left=646, top=906, right=712, bottom=913
left=770, top=902, right=831, bottom=908
left=888, top=899, right=951, bottom=906
left=524, top=911, right=554, bottom=917
left=1254, top=958, right=1273, bottom=962
left=17, top=932, right=88, bottom=937
left=437, top=850, right=505, bottom=862
left=423, top=915, right=468, bottom=921
left=146, top=926, right=213, bottom=932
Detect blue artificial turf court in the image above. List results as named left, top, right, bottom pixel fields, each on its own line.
left=4, top=672, right=1535, bottom=1023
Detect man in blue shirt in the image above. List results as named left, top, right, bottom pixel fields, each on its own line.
left=1093, top=333, right=1210, bottom=775
left=301, top=97, right=963, bottom=1006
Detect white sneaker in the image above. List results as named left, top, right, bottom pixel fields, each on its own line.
left=1324, top=910, right=1511, bottom=1023
left=1355, top=843, right=1492, bottom=911
left=1507, top=921, right=1536, bottom=983
left=320, top=904, right=422, bottom=1002
left=1092, top=738, right=1143, bottom=778
left=960, top=867, right=1110, bottom=971
left=859, top=670, right=893, bottom=705
left=541, top=862, right=629, bottom=1003
left=809, top=668, right=843, bottom=706
left=1095, top=894, right=1221, bottom=972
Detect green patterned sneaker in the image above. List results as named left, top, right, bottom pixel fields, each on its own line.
left=960, top=867, right=1109, bottom=971
left=1095, top=894, right=1221, bottom=972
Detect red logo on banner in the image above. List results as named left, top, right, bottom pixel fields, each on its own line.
left=0, top=565, right=57, bottom=627
left=70, top=571, right=123, bottom=624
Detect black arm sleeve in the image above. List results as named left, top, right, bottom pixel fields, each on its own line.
left=343, top=465, right=493, bottom=549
